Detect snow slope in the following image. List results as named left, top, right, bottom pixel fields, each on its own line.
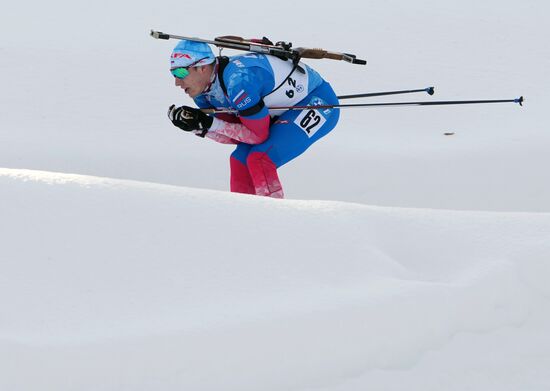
left=1, top=168, right=550, bottom=390
left=1, top=0, right=550, bottom=389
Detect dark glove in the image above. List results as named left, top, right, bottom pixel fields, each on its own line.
left=167, top=105, right=214, bottom=137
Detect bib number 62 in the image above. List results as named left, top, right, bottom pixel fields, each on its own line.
left=294, top=109, right=327, bottom=137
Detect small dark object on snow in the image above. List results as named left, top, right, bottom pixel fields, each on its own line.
left=444, top=132, right=455, bottom=136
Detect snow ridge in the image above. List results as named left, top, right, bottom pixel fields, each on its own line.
left=2, top=168, right=549, bottom=391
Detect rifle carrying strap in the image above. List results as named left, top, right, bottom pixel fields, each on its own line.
left=215, top=54, right=303, bottom=117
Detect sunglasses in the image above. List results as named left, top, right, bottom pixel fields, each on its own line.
left=170, top=57, right=210, bottom=80
left=171, top=67, right=191, bottom=79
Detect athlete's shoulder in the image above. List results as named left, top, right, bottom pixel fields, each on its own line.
left=222, top=55, right=271, bottom=93
left=228, top=53, right=269, bottom=67
left=221, top=55, right=259, bottom=79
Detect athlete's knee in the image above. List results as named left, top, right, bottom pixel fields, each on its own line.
left=240, top=116, right=270, bottom=144
left=246, top=150, right=275, bottom=168
left=230, top=156, right=255, bottom=194
left=246, top=151, right=284, bottom=198
left=230, top=143, right=252, bottom=165
left=230, top=149, right=244, bottom=164
left=253, top=128, right=269, bottom=144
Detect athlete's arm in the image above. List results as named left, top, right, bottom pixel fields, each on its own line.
left=192, top=95, right=239, bottom=144
left=207, top=67, right=271, bottom=144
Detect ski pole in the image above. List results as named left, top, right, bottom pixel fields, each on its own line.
left=338, top=87, right=435, bottom=100
left=202, top=97, right=524, bottom=114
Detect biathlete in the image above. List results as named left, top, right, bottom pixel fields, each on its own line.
left=167, top=39, right=340, bottom=198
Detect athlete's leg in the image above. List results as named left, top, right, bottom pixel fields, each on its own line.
left=229, top=143, right=255, bottom=194
left=246, top=150, right=284, bottom=198
left=246, top=81, right=340, bottom=197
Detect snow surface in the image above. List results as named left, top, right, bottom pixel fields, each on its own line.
left=1, top=0, right=550, bottom=390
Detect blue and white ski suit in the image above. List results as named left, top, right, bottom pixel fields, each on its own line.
left=194, top=53, right=340, bottom=197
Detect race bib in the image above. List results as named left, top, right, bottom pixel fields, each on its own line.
left=294, top=108, right=327, bottom=137
left=263, top=56, right=310, bottom=109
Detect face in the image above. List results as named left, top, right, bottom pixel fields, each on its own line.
left=174, top=65, right=213, bottom=98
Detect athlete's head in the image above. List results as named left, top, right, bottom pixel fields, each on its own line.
left=170, top=40, right=216, bottom=98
